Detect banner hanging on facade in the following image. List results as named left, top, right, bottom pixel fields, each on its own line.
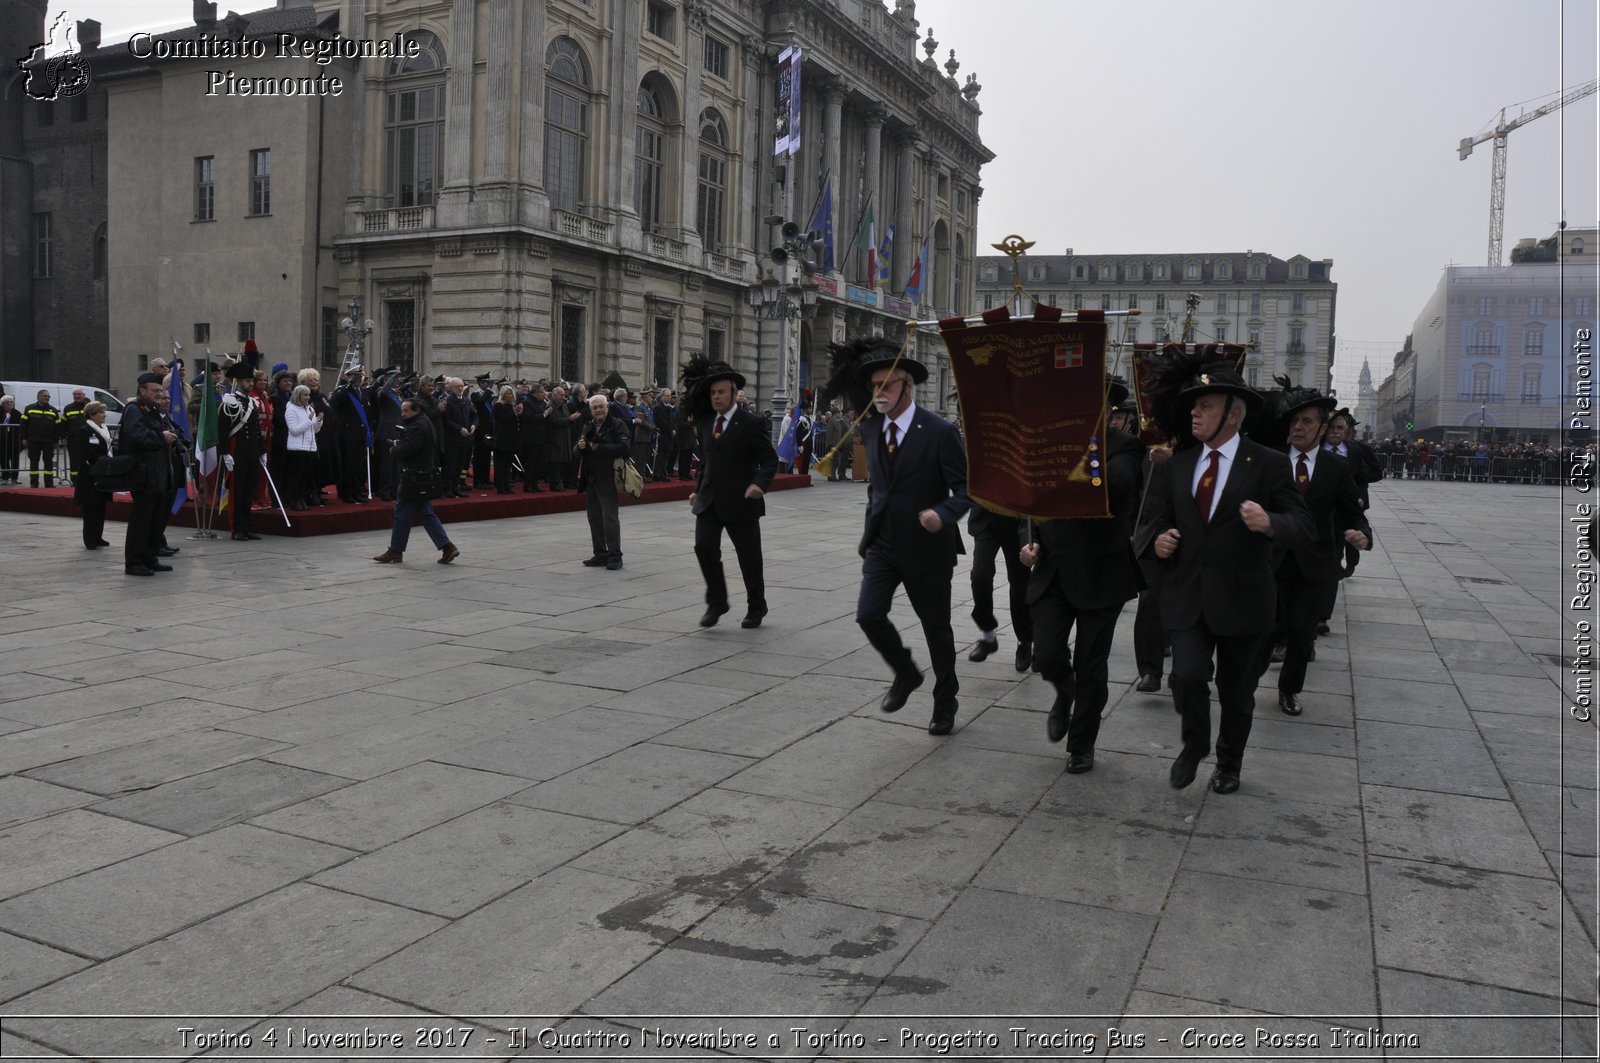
left=774, top=45, right=802, bottom=156
left=943, top=308, right=1110, bottom=520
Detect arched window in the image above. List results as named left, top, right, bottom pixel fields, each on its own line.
left=932, top=219, right=951, bottom=311
left=545, top=37, right=591, bottom=213
left=636, top=82, right=665, bottom=230
left=696, top=108, right=727, bottom=251
left=1573, top=238, right=1586, bottom=255
left=384, top=30, right=446, bottom=208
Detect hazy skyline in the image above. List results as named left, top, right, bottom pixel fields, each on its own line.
left=49, top=0, right=1600, bottom=396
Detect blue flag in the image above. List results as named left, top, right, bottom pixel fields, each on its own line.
left=776, top=409, right=799, bottom=465
left=808, top=183, right=835, bottom=275
left=167, top=361, right=189, bottom=515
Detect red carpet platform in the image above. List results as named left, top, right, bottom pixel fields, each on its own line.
left=0, top=474, right=812, bottom=537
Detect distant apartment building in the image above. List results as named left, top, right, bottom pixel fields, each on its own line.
left=971, top=248, right=1338, bottom=393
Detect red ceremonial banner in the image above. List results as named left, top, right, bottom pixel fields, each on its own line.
left=943, top=314, right=1109, bottom=520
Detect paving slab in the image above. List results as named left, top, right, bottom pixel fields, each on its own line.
left=0, top=823, right=354, bottom=958
left=1355, top=719, right=1508, bottom=799
left=1362, top=783, right=1549, bottom=874
left=434, top=705, right=681, bottom=781
left=0, top=931, right=90, bottom=1005
left=506, top=742, right=753, bottom=824
left=721, top=716, right=942, bottom=809
left=22, top=727, right=289, bottom=796
left=1182, top=792, right=1368, bottom=894
left=1138, top=870, right=1377, bottom=1015
left=0, top=775, right=96, bottom=828
left=311, top=802, right=620, bottom=918
left=1368, top=855, right=1595, bottom=1003
left=95, top=758, right=351, bottom=836
left=1376, top=968, right=1598, bottom=1061
left=248, top=761, right=529, bottom=850
left=0, top=808, right=182, bottom=899
left=3, top=884, right=446, bottom=1060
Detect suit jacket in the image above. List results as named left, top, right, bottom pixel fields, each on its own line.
left=1324, top=438, right=1383, bottom=507
left=576, top=415, right=631, bottom=492
left=1146, top=434, right=1313, bottom=636
left=1274, top=449, right=1370, bottom=582
left=694, top=407, right=777, bottom=523
left=859, top=405, right=970, bottom=571
left=1025, top=429, right=1146, bottom=610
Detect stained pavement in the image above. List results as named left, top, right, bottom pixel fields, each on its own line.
left=0, top=476, right=1594, bottom=1061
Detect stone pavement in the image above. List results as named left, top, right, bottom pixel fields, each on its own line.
left=0, top=477, right=1594, bottom=1061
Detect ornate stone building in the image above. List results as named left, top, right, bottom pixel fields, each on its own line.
left=84, top=0, right=991, bottom=412
left=972, top=248, right=1339, bottom=395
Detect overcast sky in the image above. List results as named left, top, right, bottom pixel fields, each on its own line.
left=54, top=0, right=1600, bottom=394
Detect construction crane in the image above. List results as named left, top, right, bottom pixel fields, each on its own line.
left=1459, top=79, right=1599, bottom=266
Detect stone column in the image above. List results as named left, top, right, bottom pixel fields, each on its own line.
left=921, top=145, right=938, bottom=307
left=608, top=0, right=645, bottom=245
left=516, top=0, right=548, bottom=228
left=476, top=0, right=514, bottom=224
left=433, top=0, right=477, bottom=227
left=893, top=135, right=918, bottom=292
left=822, top=83, right=844, bottom=272
left=861, top=105, right=884, bottom=286
left=678, top=0, right=709, bottom=252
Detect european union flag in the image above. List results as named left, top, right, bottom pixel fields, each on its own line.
left=809, top=183, right=835, bottom=275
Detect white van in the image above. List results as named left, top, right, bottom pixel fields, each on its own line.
left=4, top=382, right=126, bottom=428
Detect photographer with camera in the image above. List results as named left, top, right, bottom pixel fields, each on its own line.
left=373, top=398, right=459, bottom=565
left=577, top=393, right=631, bottom=570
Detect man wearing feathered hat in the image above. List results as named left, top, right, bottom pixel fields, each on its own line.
left=1144, top=364, right=1313, bottom=794
left=681, top=357, right=778, bottom=628
left=822, top=337, right=971, bottom=735
left=1270, top=380, right=1370, bottom=719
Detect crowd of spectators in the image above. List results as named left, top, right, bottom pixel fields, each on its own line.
left=1370, top=437, right=1588, bottom=484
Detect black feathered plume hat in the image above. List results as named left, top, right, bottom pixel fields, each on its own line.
left=1274, top=374, right=1337, bottom=422
left=1136, top=343, right=1259, bottom=443
left=678, top=355, right=744, bottom=421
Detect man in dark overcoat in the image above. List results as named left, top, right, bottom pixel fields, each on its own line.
left=690, top=363, right=778, bottom=629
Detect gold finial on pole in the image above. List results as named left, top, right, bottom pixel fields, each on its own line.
left=991, top=234, right=1035, bottom=300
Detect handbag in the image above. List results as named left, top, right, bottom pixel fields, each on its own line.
left=613, top=456, right=644, bottom=499
left=88, top=454, right=143, bottom=492
left=401, top=467, right=445, bottom=502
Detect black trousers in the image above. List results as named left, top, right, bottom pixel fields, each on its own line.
left=696, top=511, right=765, bottom=613
left=585, top=484, right=621, bottom=560
left=520, top=444, right=544, bottom=489
left=493, top=449, right=515, bottom=492
left=677, top=444, right=695, bottom=480
left=232, top=458, right=260, bottom=532
left=80, top=492, right=107, bottom=546
left=1134, top=559, right=1167, bottom=678
left=1275, top=563, right=1331, bottom=697
left=1168, top=623, right=1270, bottom=774
left=337, top=436, right=367, bottom=499
left=124, top=489, right=165, bottom=565
left=856, top=544, right=958, bottom=705
left=473, top=439, right=492, bottom=484
left=1031, top=590, right=1122, bottom=755
left=969, top=523, right=1032, bottom=644
left=27, top=442, right=54, bottom=485
left=654, top=439, right=676, bottom=480
left=445, top=435, right=472, bottom=489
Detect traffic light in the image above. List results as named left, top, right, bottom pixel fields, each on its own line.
left=1405, top=420, right=1414, bottom=431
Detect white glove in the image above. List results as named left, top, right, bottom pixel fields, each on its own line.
left=259, top=453, right=268, bottom=467
left=223, top=454, right=234, bottom=472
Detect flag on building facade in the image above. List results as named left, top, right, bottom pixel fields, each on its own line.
left=809, top=182, right=835, bottom=275
left=904, top=234, right=929, bottom=303
left=877, top=223, right=895, bottom=285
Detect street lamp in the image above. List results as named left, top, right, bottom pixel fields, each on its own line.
left=748, top=216, right=821, bottom=433
left=340, top=297, right=375, bottom=372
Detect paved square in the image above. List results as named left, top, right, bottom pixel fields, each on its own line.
left=0, top=478, right=1593, bottom=1059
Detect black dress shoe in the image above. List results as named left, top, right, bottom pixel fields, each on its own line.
left=157, top=546, right=179, bottom=557
left=125, top=564, right=154, bottom=576
left=700, top=604, right=730, bottom=627
left=1170, top=748, right=1205, bottom=789
left=928, top=700, right=957, bottom=735
left=1135, top=673, right=1161, bottom=693
left=880, top=669, right=925, bottom=714
left=1046, top=692, right=1072, bottom=743
left=1065, top=751, right=1094, bottom=774
left=1279, top=692, right=1304, bottom=716
left=606, top=559, right=623, bottom=570
left=967, top=636, right=998, bottom=662
left=581, top=555, right=609, bottom=567
left=1211, top=772, right=1240, bottom=794
left=1315, top=620, right=1331, bottom=635
left=1014, top=642, right=1034, bottom=673
left=740, top=610, right=767, bottom=629
left=147, top=562, right=173, bottom=572
left=97, top=539, right=110, bottom=546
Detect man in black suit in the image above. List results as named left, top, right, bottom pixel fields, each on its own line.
left=691, top=364, right=779, bottom=629
left=1146, top=368, right=1312, bottom=794
left=1018, top=385, right=1146, bottom=772
left=119, top=373, right=177, bottom=577
left=847, top=341, right=971, bottom=736
left=1274, top=389, right=1371, bottom=717
left=652, top=389, right=678, bottom=482
left=1322, top=407, right=1382, bottom=594
left=966, top=508, right=1033, bottom=672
